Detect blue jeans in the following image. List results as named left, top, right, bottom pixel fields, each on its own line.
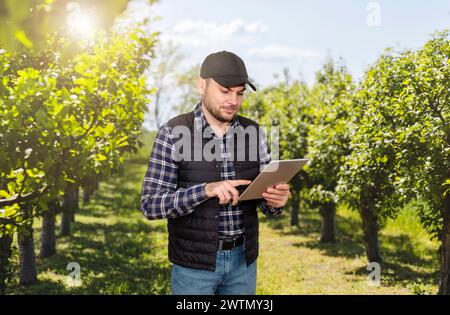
left=170, top=244, right=257, bottom=295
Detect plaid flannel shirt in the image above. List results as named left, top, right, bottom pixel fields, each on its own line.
left=140, top=102, right=283, bottom=238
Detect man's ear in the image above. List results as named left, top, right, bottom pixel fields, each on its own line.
left=197, top=77, right=206, bottom=95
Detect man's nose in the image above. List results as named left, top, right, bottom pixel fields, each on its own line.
left=228, top=93, right=240, bottom=105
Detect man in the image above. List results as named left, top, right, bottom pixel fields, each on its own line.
left=140, top=51, right=291, bottom=295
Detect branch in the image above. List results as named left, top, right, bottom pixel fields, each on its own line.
left=0, top=185, right=48, bottom=207
left=429, top=97, right=447, bottom=125
left=17, top=163, right=29, bottom=198
left=0, top=217, right=16, bottom=226
left=74, top=112, right=101, bottom=141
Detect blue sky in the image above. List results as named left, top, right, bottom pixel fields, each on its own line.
left=118, top=0, right=450, bottom=128
left=141, top=0, right=450, bottom=87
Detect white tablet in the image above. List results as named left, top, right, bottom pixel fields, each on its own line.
left=238, top=159, right=308, bottom=201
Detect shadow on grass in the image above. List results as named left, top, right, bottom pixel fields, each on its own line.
left=6, top=134, right=173, bottom=294
left=304, top=230, right=439, bottom=288
left=372, top=233, right=438, bottom=288
left=348, top=261, right=439, bottom=289
left=296, top=213, right=366, bottom=259
left=260, top=206, right=367, bottom=258
left=259, top=207, right=322, bottom=236
left=8, top=155, right=171, bottom=295
left=86, top=187, right=141, bottom=218
left=260, top=205, right=439, bottom=289
left=9, top=219, right=171, bottom=295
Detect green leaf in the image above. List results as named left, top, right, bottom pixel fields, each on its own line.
left=7, top=182, right=16, bottom=195
left=65, top=177, right=76, bottom=184
left=0, top=190, right=11, bottom=199
left=35, top=109, right=48, bottom=124
left=95, top=154, right=107, bottom=162
left=104, top=123, right=115, bottom=135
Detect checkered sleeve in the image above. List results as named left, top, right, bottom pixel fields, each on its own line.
left=140, top=124, right=209, bottom=220
left=258, top=127, right=284, bottom=217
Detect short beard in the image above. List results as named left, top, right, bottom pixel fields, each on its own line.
left=202, top=81, right=235, bottom=123
left=202, top=99, right=231, bottom=123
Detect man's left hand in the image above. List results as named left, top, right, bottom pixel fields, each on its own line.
left=262, top=184, right=291, bottom=208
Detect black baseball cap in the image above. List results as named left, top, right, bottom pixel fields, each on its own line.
left=200, top=51, right=257, bottom=91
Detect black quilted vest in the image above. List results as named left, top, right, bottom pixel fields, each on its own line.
left=165, top=109, right=261, bottom=271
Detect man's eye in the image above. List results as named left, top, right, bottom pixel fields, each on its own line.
left=238, top=92, right=244, bottom=96
left=222, top=90, right=229, bottom=94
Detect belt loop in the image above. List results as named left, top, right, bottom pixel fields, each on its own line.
left=218, top=239, right=223, bottom=251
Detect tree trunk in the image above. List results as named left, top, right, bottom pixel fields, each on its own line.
left=40, top=199, right=58, bottom=258
left=82, top=175, right=98, bottom=203
left=0, top=234, right=13, bottom=294
left=319, top=203, right=336, bottom=243
left=83, top=187, right=91, bottom=203
left=438, top=194, right=450, bottom=295
left=70, top=185, right=79, bottom=222
left=360, top=205, right=382, bottom=263
left=291, top=192, right=300, bottom=227
left=290, top=175, right=302, bottom=227
left=94, top=176, right=99, bottom=192
left=60, top=211, right=71, bottom=236
left=18, top=213, right=37, bottom=286
left=61, top=183, right=76, bottom=236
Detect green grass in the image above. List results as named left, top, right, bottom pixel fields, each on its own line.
left=5, top=130, right=441, bottom=294
left=257, top=204, right=439, bottom=294
left=7, top=157, right=171, bottom=294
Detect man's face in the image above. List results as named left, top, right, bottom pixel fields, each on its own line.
left=197, top=78, right=245, bottom=123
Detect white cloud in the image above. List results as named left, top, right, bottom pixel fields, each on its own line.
left=162, top=18, right=268, bottom=48
left=247, top=45, right=323, bottom=61
left=173, top=18, right=268, bottom=36
left=113, top=0, right=155, bottom=32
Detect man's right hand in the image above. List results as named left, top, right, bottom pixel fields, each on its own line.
left=205, top=180, right=252, bottom=206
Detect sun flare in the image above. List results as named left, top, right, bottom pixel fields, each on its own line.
left=66, top=2, right=97, bottom=38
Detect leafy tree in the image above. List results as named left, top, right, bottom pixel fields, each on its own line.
left=337, top=51, right=407, bottom=263
left=174, top=63, right=201, bottom=115
left=0, top=0, right=140, bottom=52
left=242, top=79, right=311, bottom=226
left=0, top=28, right=157, bottom=287
left=338, top=32, right=450, bottom=295
left=305, top=58, right=355, bottom=242
left=145, top=40, right=184, bottom=129
left=373, top=31, right=450, bottom=294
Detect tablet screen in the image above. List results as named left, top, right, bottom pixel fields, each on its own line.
left=238, top=159, right=308, bottom=201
